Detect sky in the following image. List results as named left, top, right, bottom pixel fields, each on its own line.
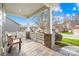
left=6, top=13, right=37, bottom=25
left=53, top=3, right=79, bottom=16
left=60, top=3, right=76, bottom=14
left=6, top=3, right=79, bottom=25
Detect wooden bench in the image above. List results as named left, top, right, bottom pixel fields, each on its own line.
left=7, top=34, right=22, bottom=53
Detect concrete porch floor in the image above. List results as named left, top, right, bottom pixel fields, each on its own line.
left=5, top=38, right=63, bottom=56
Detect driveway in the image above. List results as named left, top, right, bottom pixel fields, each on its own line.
left=54, top=46, right=79, bottom=56
left=62, top=34, right=79, bottom=39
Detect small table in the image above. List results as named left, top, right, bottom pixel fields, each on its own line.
left=26, top=32, right=30, bottom=39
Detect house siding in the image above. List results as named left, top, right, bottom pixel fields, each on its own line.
left=5, top=17, right=20, bottom=32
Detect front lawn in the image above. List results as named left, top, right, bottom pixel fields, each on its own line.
left=61, top=38, right=79, bottom=46
left=59, top=31, right=73, bottom=34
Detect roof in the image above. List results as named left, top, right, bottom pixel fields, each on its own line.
left=6, top=17, right=21, bottom=26
left=5, top=3, right=57, bottom=18
left=5, top=3, right=47, bottom=18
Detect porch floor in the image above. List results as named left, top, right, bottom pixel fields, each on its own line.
left=5, top=38, right=63, bottom=56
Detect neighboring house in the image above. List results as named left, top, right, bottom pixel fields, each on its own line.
left=53, top=23, right=64, bottom=32
left=54, top=24, right=63, bottom=32
left=74, top=25, right=79, bottom=29
left=71, top=20, right=79, bottom=29
left=53, top=19, right=72, bottom=32
left=5, top=17, right=21, bottom=32
left=71, top=14, right=79, bottom=29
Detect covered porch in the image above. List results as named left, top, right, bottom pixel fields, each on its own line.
left=0, top=3, right=79, bottom=56
left=0, top=3, right=63, bottom=56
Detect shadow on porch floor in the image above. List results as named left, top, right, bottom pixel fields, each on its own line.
left=5, top=38, right=63, bottom=56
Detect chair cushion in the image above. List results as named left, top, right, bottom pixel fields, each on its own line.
left=13, top=39, right=20, bottom=43
left=7, top=33, right=12, bottom=37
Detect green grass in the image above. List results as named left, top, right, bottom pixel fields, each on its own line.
left=61, top=38, right=79, bottom=46
left=58, top=43, right=68, bottom=47
left=59, top=31, right=73, bottom=34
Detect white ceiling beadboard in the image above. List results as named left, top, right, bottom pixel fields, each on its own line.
left=5, top=3, right=48, bottom=18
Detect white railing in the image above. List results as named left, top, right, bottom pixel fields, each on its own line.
left=30, top=31, right=44, bottom=45
left=6, top=31, right=26, bottom=40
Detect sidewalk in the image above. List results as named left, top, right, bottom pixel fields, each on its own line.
left=62, top=34, right=79, bottom=39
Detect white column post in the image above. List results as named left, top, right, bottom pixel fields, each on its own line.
left=48, top=7, right=55, bottom=48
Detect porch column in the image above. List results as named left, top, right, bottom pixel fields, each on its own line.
left=2, top=4, right=6, bottom=47
left=44, top=7, right=55, bottom=49
left=0, top=3, right=6, bottom=55
left=0, top=4, right=3, bottom=55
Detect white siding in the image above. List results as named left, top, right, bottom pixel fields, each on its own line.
left=5, top=17, right=20, bottom=32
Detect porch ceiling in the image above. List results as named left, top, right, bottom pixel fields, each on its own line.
left=5, top=3, right=50, bottom=18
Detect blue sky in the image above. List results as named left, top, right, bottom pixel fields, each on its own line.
left=6, top=3, right=79, bottom=25
left=60, top=3, right=76, bottom=14
left=6, top=13, right=36, bottom=25
left=53, top=3, right=79, bottom=16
